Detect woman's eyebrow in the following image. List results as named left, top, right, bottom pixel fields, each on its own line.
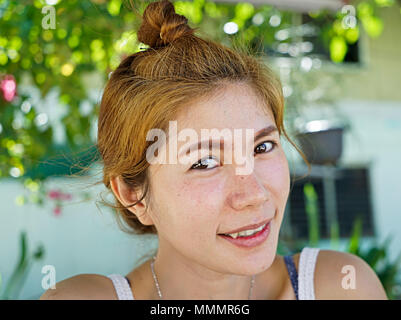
left=254, top=125, right=279, bottom=142
left=179, top=125, right=278, bottom=157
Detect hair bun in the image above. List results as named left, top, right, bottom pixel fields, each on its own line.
left=137, top=0, right=195, bottom=48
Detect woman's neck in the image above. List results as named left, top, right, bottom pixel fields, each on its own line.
left=127, top=251, right=287, bottom=300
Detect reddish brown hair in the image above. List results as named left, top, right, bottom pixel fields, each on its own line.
left=97, top=0, right=307, bottom=235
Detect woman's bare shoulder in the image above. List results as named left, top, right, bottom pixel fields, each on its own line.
left=313, top=249, right=388, bottom=300
left=39, top=273, right=118, bottom=300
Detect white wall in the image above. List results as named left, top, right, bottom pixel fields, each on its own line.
left=0, top=175, right=158, bottom=300
left=339, top=99, right=401, bottom=263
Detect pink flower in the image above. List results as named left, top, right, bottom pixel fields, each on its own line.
left=47, top=190, right=72, bottom=200
left=1, top=75, right=17, bottom=102
left=60, top=193, right=72, bottom=201
left=53, top=206, right=61, bottom=216
left=47, top=190, right=62, bottom=199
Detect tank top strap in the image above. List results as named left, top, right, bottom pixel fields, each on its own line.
left=298, top=247, right=320, bottom=300
left=283, top=254, right=299, bottom=300
left=107, top=274, right=135, bottom=300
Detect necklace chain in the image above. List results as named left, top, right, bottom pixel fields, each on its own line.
left=150, top=255, right=255, bottom=299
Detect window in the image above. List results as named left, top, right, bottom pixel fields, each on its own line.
left=284, top=166, right=375, bottom=240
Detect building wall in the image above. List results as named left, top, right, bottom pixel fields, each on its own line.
left=0, top=175, right=158, bottom=299
left=330, top=2, right=401, bottom=101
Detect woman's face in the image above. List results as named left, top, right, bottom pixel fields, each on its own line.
left=147, top=82, right=290, bottom=276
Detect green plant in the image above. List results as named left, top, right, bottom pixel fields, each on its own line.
left=347, top=216, right=401, bottom=300
left=280, top=182, right=401, bottom=299
left=304, top=182, right=320, bottom=247
left=0, top=230, right=45, bottom=300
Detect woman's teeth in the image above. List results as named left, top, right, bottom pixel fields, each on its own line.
left=224, top=223, right=267, bottom=239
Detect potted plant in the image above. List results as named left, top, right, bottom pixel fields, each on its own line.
left=295, top=119, right=345, bottom=165
left=271, top=54, right=350, bottom=165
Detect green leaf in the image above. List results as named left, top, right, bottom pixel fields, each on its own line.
left=33, top=244, right=45, bottom=260
left=2, top=231, right=28, bottom=299
left=107, top=0, right=122, bottom=17
left=374, top=0, right=394, bottom=7
left=348, top=216, right=362, bottom=255
left=362, top=15, right=383, bottom=38
left=304, top=183, right=320, bottom=246
left=345, top=26, right=359, bottom=44
left=235, top=2, right=254, bottom=21
left=330, top=36, right=348, bottom=63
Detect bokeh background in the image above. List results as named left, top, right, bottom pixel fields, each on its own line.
left=1, top=0, right=400, bottom=300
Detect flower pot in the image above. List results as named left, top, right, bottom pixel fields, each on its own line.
left=296, top=125, right=344, bottom=165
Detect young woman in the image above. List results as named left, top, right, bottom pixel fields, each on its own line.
left=40, top=0, right=387, bottom=300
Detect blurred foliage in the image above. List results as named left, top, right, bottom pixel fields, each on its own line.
left=347, top=217, right=401, bottom=300
left=304, top=182, right=320, bottom=247
left=0, top=231, right=45, bottom=300
left=0, top=0, right=397, bottom=205
left=279, top=183, right=401, bottom=300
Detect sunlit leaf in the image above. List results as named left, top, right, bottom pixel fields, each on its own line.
left=0, top=52, right=8, bottom=65
left=235, top=2, right=254, bottom=21
left=375, top=0, right=394, bottom=7
left=332, top=19, right=345, bottom=35
left=330, top=36, right=348, bottom=62
left=357, top=2, right=374, bottom=17
left=345, top=26, right=359, bottom=43
left=362, top=15, right=383, bottom=37
left=107, top=0, right=122, bottom=16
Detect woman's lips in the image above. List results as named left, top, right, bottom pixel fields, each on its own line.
left=217, top=221, right=271, bottom=248
left=219, top=217, right=272, bottom=234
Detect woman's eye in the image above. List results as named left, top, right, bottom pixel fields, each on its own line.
left=190, top=141, right=277, bottom=171
left=190, top=156, right=219, bottom=170
left=254, top=141, right=276, bottom=154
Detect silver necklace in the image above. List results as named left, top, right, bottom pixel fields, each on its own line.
left=150, top=255, right=256, bottom=299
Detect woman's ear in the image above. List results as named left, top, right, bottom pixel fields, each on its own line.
left=109, top=176, right=154, bottom=226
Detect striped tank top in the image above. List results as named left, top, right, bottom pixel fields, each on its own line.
left=107, top=247, right=320, bottom=300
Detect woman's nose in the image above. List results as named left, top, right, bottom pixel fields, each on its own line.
left=228, top=173, right=269, bottom=211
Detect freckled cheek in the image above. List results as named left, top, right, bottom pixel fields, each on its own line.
left=171, top=181, right=223, bottom=234
left=258, top=156, right=290, bottom=199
